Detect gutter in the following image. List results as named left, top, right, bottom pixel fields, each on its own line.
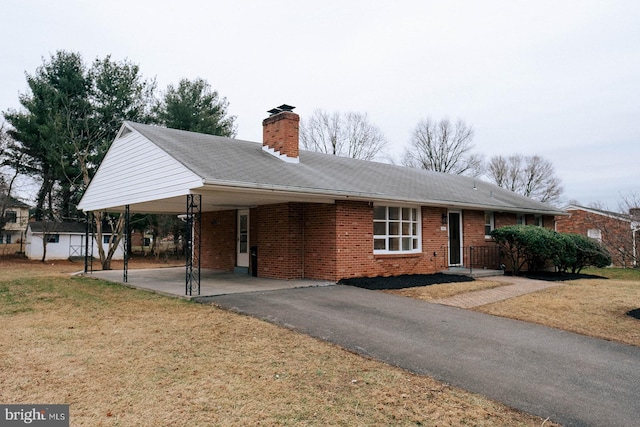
left=199, top=179, right=568, bottom=217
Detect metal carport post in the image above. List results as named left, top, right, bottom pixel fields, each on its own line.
left=185, top=194, right=201, bottom=296
left=123, top=205, right=130, bottom=283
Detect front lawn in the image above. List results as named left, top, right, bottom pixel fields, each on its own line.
left=476, top=268, right=640, bottom=347
left=0, top=261, right=557, bottom=426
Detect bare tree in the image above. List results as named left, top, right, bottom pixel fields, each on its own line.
left=0, top=125, right=26, bottom=232
left=300, top=109, right=387, bottom=161
left=485, top=154, right=563, bottom=205
left=61, top=107, right=125, bottom=271
left=620, top=193, right=640, bottom=268
left=39, top=220, right=60, bottom=263
left=403, top=118, right=484, bottom=177
left=487, top=154, right=521, bottom=191
left=620, top=193, right=640, bottom=215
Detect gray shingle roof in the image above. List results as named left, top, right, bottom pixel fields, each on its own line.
left=564, top=204, right=630, bottom=221
left=29, top=221, right=114, bottom=234
left=126, top=121, right=565, bottom=216
left=0, top=194, right=30, bottom=209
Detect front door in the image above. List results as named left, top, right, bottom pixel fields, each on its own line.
left=448, top=211, right=462, bottom=266
left=237, top=210, right=249, bottom=268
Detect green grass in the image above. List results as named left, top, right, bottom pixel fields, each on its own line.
left=582, top=267, right=640, bottom=281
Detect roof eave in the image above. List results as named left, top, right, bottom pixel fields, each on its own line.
left=200, top=179, right=568, bottom=216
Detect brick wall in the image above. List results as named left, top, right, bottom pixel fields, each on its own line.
left=556, top=209, right=633, bottom=267
left=199, top=203, right=561, bottom=281
left=334, top=201, right=374, bottom=279
left=494, top=212, right=512, bottom=229
left=254, top=203, right=304, bottom=279
left=421, top=207, right=449, bottom=272
left=200, top=210, right=236, bottom=271
left=493, top=212, right=554, bottom=229
left=253, top=201, right=449, bottom=281
left=462, top=210, right=486, bottom=248
left=333, top=201, right=449, bottom=280
left=303, top=203, right=337, bottom=280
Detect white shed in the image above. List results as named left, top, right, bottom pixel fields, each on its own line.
left=25, top=221, right=124, bottom=261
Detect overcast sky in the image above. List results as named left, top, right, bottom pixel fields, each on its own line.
left=1, top=0, right=638, bottom=209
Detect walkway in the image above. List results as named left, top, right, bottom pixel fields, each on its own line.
left=431, top=275, right=566, bottom=308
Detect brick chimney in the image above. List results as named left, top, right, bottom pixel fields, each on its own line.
left=262, top=104, right=300, bottom=163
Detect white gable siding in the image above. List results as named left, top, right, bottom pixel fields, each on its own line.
left=78, top=129, right=203, bottom=212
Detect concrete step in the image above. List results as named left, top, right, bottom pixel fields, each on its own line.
left=442, top=268, right=504, bottom=278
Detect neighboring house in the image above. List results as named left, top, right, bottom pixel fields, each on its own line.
left=25, top=221, right=124, bottom=261
left=78, top=105, right=566, bottom=282
left=130, top=229, right=152, bottom=252
left=0, top=194, right=30, bottom=245
left=555, top=204, right=638, bottom=267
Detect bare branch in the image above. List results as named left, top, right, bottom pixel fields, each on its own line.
left=403, top=118, right=483, bottom=176
left=485, top=154, right=564, bottom=205
left=300, top=109, right=387, bottom=161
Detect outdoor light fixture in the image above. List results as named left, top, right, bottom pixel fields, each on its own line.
left=441, top=213, right=448, bottom=225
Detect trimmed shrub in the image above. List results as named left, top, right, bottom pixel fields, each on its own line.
left=563, top=233, right=611, bottom=273
left=490, top=225, right=554, bottom=274
left=554, top=233, right=578, bottom=274
left=491, top=226, right=612, bottom=274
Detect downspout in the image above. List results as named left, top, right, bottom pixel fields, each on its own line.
left=633, top=225, right=639, bottom=268
left=301, top=204, right=305, bottom=279
left=84, top=214, right=89, bottom=273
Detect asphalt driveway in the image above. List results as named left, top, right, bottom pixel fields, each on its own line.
left=207, top=285, right=640, bottom=427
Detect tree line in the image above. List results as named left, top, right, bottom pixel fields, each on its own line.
left=1, top=51, right=236, bottom=221
left=0, top=50, right=236, bottom=267
left=0, top=49, right=600, bottom=266
left=301, top=110, right=564, bottom=205
left=1, top=50, right=565, bottom=223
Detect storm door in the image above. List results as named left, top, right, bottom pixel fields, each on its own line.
left=448, top=211, right=462, bottom=266
left=237, top=210, right=249, bottom=268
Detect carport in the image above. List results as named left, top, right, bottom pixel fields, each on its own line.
left=77, top=119, right=337, bottom=296
left=84, top=267, right=334, bottom=300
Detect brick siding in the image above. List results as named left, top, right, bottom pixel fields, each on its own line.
left=262, top=111, right=300, bottom=159
left=303, top=203, right=337, bottom=279
left=199, top=202, right=559, bottom=281
left=556, top=209, right=633, bottom=267
left=200, top=210, right=236, bottom=271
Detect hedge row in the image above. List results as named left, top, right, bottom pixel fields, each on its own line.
left=490, top=225, right=611, bottom=275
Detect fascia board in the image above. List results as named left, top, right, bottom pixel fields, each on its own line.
left=200, top=179, right=567, bottom=216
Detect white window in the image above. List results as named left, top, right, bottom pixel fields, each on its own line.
left=45, top=234, right=59, bottom=243
left=587, top=228, right=602, bottom=242
left=5, top=211, right=17, bottom=223
left=373, top=206, right=421, bottom=254
left=535, top=215, right=543, bottom=227
left=517, top=214, right=526, bottom=225
left=484, top=212, right=495, bottom=237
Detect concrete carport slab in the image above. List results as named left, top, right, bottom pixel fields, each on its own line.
left=83, top=267, right=334, bottom=299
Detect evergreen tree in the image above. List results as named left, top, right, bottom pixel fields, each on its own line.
left=154, top=77, right=236, bottom=137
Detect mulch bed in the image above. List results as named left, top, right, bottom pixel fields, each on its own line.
left=514, top=271, right=607, bottom=282
left=339, top=273, right=474, bottom=290
left=627, top=308, right=640, bottom=320
left=339, top=270, right=608, bottom=290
